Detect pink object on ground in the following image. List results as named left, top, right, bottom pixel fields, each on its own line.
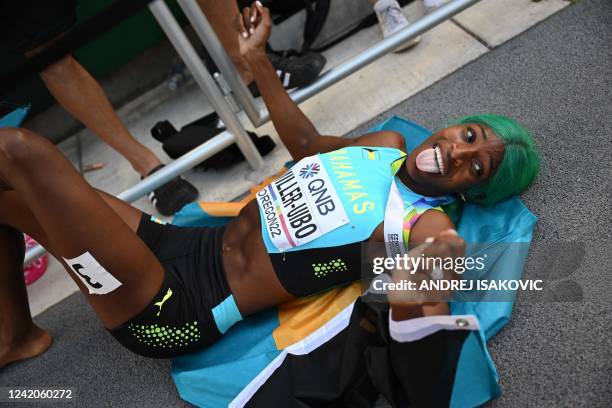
left=23, top=234, right=48, bottom=286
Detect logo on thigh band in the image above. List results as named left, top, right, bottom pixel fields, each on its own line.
left=63, top=252, right=122, bottom=295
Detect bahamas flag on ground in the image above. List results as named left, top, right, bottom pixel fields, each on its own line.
left=0, top=102, right=29, bottom=128
left=170, top=117, right=537, bottom=408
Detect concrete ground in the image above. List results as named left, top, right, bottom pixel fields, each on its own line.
left=2, top=0, right=610, bottom=406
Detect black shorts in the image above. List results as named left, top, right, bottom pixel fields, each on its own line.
left=0, top=0, right=77, bottom=53
left=109, top=214, right=243, bottom=359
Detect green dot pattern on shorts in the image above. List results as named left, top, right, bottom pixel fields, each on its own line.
left=312, top=258, right=347, bottom=278
left=129, top=321, right=200, bottom=349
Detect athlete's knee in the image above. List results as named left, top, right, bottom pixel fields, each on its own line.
left=0, top=128, right=27, bottom=159
left=0, top=128, right=52, bottom=164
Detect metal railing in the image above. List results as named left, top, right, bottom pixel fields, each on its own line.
left=149, top=0, right=264, bottom=170
left=23, top=0, right=479, bottom=265
left=176, top=0, right=262, bottom=123
left=24, top=0, right=264, bottom=264
left=180, top=0, right=481, bottom=127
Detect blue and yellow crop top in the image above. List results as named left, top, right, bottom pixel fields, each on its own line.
left=255, top=146, right=453, bottom=296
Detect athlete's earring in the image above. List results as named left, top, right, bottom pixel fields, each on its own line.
left=459, top=192, right=467, bottom=202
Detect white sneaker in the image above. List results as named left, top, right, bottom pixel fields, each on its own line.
left=374, top=0, right=421, bottom=52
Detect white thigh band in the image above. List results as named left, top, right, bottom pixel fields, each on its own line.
left=63, top=252, right=122, bottom=295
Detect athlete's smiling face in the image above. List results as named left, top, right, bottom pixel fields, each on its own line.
left=401, top=124, right=506, bottom=196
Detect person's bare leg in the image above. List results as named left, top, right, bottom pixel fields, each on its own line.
left=196, top=0, right=254, bottom=84
left=0, top=174, right=52, bottom=368
left=0, top=172, right=53, bottom=369
left=0, top=177, right=143, bottom=367
left=0, top=128, right=164, bottom=331
left=0, top=224, right=53, bottom=368
left=35, top=54, right=161, bottom=177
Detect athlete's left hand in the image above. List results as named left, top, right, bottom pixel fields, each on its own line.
left=235, top=1, right=271, bottom=58
left=387, top=229, right=465, bottom=312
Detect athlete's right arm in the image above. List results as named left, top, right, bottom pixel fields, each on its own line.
left=236, top=3, right=404, bottom=161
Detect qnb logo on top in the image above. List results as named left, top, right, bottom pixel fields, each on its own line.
left=299, top=162, right=321, bottom=179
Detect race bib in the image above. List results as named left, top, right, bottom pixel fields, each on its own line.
left=256, top=155, right=349, bottom=252
left=63, top=252, right=122, bottom=295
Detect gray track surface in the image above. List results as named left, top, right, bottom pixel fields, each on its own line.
left=1, top=0, right=610, bottom=406
left=355, top=1, right=612, bottom=406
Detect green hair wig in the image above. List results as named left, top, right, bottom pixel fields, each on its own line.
left=454, top=114, right=541, bottom=205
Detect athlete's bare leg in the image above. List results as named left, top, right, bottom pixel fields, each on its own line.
left=0, top=180, right=147, bottom=368
left=0, top=128, right=163, bottom=337
left=0, top=224, right=53, bottom=368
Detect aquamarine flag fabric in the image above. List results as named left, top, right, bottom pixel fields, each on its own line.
left=171, top=116, right=537, bottom=408
left=0, top=103, right=29, bottom=128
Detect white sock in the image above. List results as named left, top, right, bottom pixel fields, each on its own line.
left=374, top=0, right=399, bottom=13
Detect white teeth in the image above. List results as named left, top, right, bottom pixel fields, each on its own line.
left=435, top=146, right=445, bottom=175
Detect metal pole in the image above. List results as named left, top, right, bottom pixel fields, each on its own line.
left=148, top=0, right=264, bottom=169
left=23, top=131, right=236, bottom=265
left=177, top=0, right=263, bottom=124
left=117, top=131, right=235, bottom=202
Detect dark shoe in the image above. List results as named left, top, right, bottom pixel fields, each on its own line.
left=245, top=50, right=326, bottom=97
left=145, top=165, right=199, bottom=216
left=267, top=50, right=326, bottom=89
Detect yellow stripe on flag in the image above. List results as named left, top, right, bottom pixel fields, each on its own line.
left=273, top=283, right=361, bottom=350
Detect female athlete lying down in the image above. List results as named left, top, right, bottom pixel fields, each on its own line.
left=0, top=2, right=539, bottom=366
